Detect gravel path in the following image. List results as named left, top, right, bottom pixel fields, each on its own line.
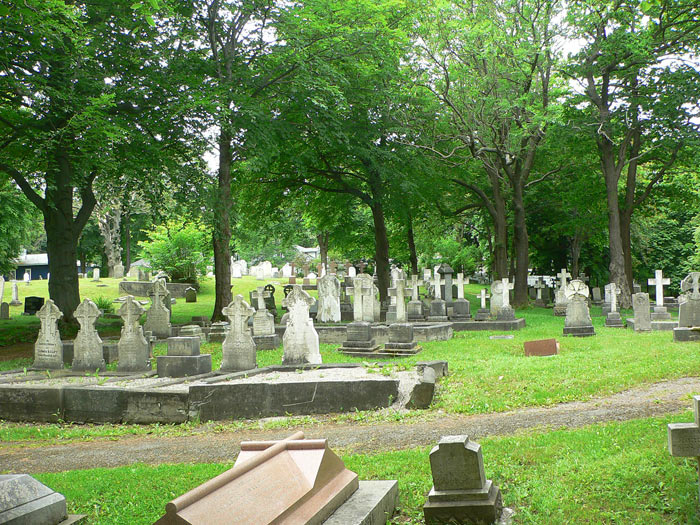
left=2, top=376, right=698, bottom=474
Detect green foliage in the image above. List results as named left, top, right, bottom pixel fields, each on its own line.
left=138, top=222, right=211, bottom=283
left=93, top=296, right=115, bottom=314
left=0, top=179, right=38, bottom=275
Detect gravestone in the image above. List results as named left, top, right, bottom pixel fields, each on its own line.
left=563, top=279, right=595, bottom=337
left=475, top=289, right=490, bottom=321
left=113, top=263, right=125, bottom=279
left=592, top=286, right=602, bottom=304
left=92, top=268, right=100, bottom=281
left=489, top=280, right=503, bottom=317
left=185, top=287, right=197, bottom=303
left=407, top=275, right=424, bottom=321
left=495, top=278, right=515, bottom=321
left=534, top=277, right=547, bottom=307
left=347, top=273, right=375, bottom=322
left=602, top=283, right=621, bottom=317
left=72, top=298, right=106, bottom=372
left=451, top=273, right=471, bottom=320
left=372, top=284, right=381, bottom=322
left=221, top=295, right=257, bottom=372
left=604, top=282, right=624, bottom=328
left=157, top=336, right=212, bottom=378
left=0, top=474, right=71, bottom=524
left=524, top=339, right=559, bottom=357
left=281, top=285, right=321, bottom=365
left=251, top=286, right=280, bottom=350
left=24, top=296, right=44, bottom=316
left=423, top=435, right=503, bottom=525
left=438, top=264, right=455, bottom=306
left=632, top=292, right=652, bottom=332
left=32, top=300, right=64, bottom=370
left=249, top=284, right=277, bottom=314
left=144, top=279, right=171, bottom=338
left=383, top=323, right=421, bottom=355
left=553, top=268, right=571, bottom=316
left=387, top=278, right=409, bottom=323
left=649, top=269, right=672, bottom=321
left=23, top=270, right=30, bottom=284
left=0, top=302, right=8, bottom=320
left=180, top=324, right=206, bottom=342
left=428, top=272, right=448, bottom=321
left=668, top=396, right=700, bottom=505
left=207, top=321, right=229, bottom=343
left=10, top=282, right=20, bottom=306
left=117, top=296, right=151, bottom=372
left=674, top=272, right=700, bottom=342
left=338, top=320, right=380, bottom=355
left=317, top=274, right=341, bottom=323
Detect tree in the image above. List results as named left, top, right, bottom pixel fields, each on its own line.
left=0, top=179, right=37, bottom=276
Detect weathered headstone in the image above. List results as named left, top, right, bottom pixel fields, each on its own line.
left=207, top=321, right=229, bottom=343
left=221, top=295, right=257, bottom=372
left=423, top=435, right=503, bottom=525
left=0, top=302, right=8, bottom=320
left=24, top=296, right=44, bottom=316
left=489, top=280, right=503, bottom=317
left=451, top=273, right=471, bottom=320
left=0, top=474, right=72, bottom=524
left=117, top=296, right=151, bottom=372
left=592, top=286, right=602, bottom=304
left=317, top=274, right=341, bottom=323
left=668, top=396, right=700, bottom=505
left=281, top=285, right=321, bottom=365
left=144, top=279, right=171, bottom=338
left=251, top=286, right=280, bottom=350
left=185, top=287, right=197, bottom=303
left=563, top=279, right=595, bottom=337
left=10, top=281, right=20, bottom=306
left=495, top=278, right=515, bottom=321
left=32, top=300, right=64, bottom=370
left=387, top=278, right=409, bottom=323
left=180, top=324, right=206, bottom=342
left=553, top=268, right=571, bottom=316
left=632, top=292, right=652, bottom=332
left=602, top=283, right=621, bottom=317
left=92, top=268, right=100, bottom=282
left=475, top=289, right=490, bottom=321
left=428, top=271, right=448, bottom=321
left=372, top=284, right=381, bottom=322
left=23, top=270, right=30, bottom=284
left=438, top=264, right=455, bottom=305
left=347, top=273, right=375, bottom=323
left=339, top=320, right=381, bottom=355
left=72, top=298, right=106, bottom=371
left=534, top=277, right=547, bottom=307
left=604, top=282, right=624, bottom=328
left=157, top=336, right=212, bottom=378
left=674, top=272, right=700, bottom=342
left=649, top=269, right=672, bottom=321
left=407, top=274, right=424, bottom=321
left=383, top=323, right=421, bottom=355
left=113, top=263, right=125, bottom=279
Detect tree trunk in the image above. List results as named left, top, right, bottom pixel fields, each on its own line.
left=211, top=130, right=233, bottom=321
left=490, top=173, right=508, bottom=280
left=512, top=181, right=529, bottom=306
left=317, top=232, right=329, bottom=272
left=370, top=202, right=390, bottom=303
left=124, top=209, right=131, bottom=272
left=45, top=207, right=81, bottom=321
left=570, top=233, right=581, bottom=278
left=620, top=209, right=634, bottom=293
left=407, top=213, right=418, bottom=275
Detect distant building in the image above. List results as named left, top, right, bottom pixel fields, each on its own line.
left=8, top=251, right=83, bottom=281
left=294, top=245, right=320, bottom=260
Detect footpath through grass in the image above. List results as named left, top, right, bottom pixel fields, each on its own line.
left=32, top=412, right=700, bottom=524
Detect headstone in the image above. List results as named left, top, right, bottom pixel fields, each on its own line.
left=231, top=264, right=242, bottom=279
left=438, top=264, right=455, bottom=305
left=10, top=282, right=20, bottom=306
left=23, top=270, right=30, bottom=284
left=347, top=273, right=375, bottom=323
left=317, top=274, right=341, bottom=323
left=157, top=336, right=212, bottom=377
left=185, top=287, right=197, bottom=303
left=207, top=321, right=229, bottom=343
left=0, top=474, right=71, bottom=524
left=602, top=283, right=621, bottom=316
left=0, top=302, right=8, bottom=320
left=428, top=271, right=448, bottom=321
left=668, top=396, right=700, bottom=505
left=281, top=285, right=321, bottom=365
left=423, top=435, right=503, bottom=525
left=592, top=286, right=602, bottom=304
left=649, top=270, right=672, bottom=320
left=534, top=278, right=547, bottom=307
left=144, top=279, right=172, bottom=338
left=339, top=320, right=380, bottom=354
left=72, top=298, right=106, bottom=371
left=604, top=282, right=624, bottom=328
left=383, top=323, right=421, bottom=355
left=251, top=286, right=280, bottom=350
left=632, top=292, right=652, bottom=332
left=563, top=279, right=595, bottom=337
left=489, top=280, right=503, bottom=317
left=495, top=278, right=515, bottom=321
left=179, top=324, right=206, bottom=342
left=117, top=296, right=151, bottom=372
left=281, top=263, right=293, bottom=278
left=553, top=268, right=571, bottom=316
left=451, top=273, right=471, bottom=320
left=347, top=265, right=357, bottom=278
left=32, top=300, right=64, bottom=370
left=475, top=289, right=490, bottom=321
left=387, top=278, right=409, bottom=323
left=24, top=296, right=44, bottom=316
left=113, top=263, right=125, bottom=279
left=372, top=284, right=381, bottom=322
left=92, top=268, right=100, bottom=282
left=221, top=295, right=257, bottom=372
left=674, top=272, right=700, bottom=342
left=524, top=338, right=559, bottom=357
left=407, top=275, right=424, bottom=321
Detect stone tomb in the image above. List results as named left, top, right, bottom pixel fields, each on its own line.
left=221, top=295, right=257, bottom=372
left=32, top=300, right=64, bottom=370
left=117, top=296, right=151, bottom=373
left=157, top=336, right=212, bottom=378
left=423, top=435, right=503, bottom=525
left=674, top=272, right=700, bottom=342
left=563, top=280, right=595, bottom=337
left=208, top=321, right=229, bottom=343
left=185, top=287, right=197, bottom=303
left=281, top=285, right=322, bottom=365
left=383, top=323, right=421, bottom=356
left=338, top=321, right=381, bottom=356
left=155, top=431, right=397, bottom=525
left=668, top=396, right=700, bottom=505
left=0, top=474, right=82, bottom=524
left=524, top=338, right=559, bottom=357
left=72, top=298, right=106, bottom=372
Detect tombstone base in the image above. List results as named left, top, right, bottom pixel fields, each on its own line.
left=72, top=359, right=106, bottom=373
left=474, top=309, right=490, bottom=321
left=102, top=342, right=119, bottom=363
left=496, top=306, right=515, bottom=321
left=673, top=327, right=700, bottom=342
left=423, top=479, right=503, bottom=525
left=601, top=304, right=611, bottom=317
left=338, top=340, right=381, bottom=353
left=156, top=354, right=212, bottom=378
left=253, top=333, right=281, bottom=350
left=604, top=312, right=624, bottom=328
left=0, top=474, right=70, bottom=525
left=383, top=341, right=421, bottom=356
left=553, top=304, right=567, bottom=316
left=117, top=362, right=152, bottom=373
left=563, top=325, right=595, bottom=337
left=533, top=299, right=547, bottom=308
left=427, top=316, right=449, bottom=322
left=625, top=318, right=677, bottom=331
left=651, top=307, right=672, bottom=321
left=324, top=480, right=398, bottom=525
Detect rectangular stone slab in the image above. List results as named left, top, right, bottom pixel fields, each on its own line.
left=524, top=339, right=559, bottom=357
left=0, top=474, right=67, bottom=524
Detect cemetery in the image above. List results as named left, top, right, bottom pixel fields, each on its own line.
left=2, top=1, right=700, bottom=524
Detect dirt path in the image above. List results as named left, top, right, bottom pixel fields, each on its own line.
left=2, top=376, right=698, bottom=474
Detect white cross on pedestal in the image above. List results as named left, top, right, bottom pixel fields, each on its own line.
left=456, top=273, right=468, bottom=299
left=534, top=278, right=546, bottom=300
left=251, top=286, right=271, bottom=311
left=609, top=282, right=618, bottom=313
left=648, top=270, right=670, bottom=307
left=557, top=268, right=572, bottom=291
left=433, top=272, right=444, bottom=300
left=223, top=295, right=255, bottom=341
left=669, top=396, right=700, bottom=504
left=409, top=275, right=423, bottom=302
left=388, top=279, right=410, bottom=322
left=500, top=278, right=514, bottom=307
left=479, top=288, right=490, bottom=309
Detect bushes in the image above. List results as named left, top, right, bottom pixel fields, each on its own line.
left=138, top=222, right=211, bottom=283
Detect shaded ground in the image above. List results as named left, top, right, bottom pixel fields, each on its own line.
left=0, top=342, right=33, bottom=361
left=2, top=376, right=698, bottom=473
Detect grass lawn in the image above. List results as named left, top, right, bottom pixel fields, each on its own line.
left=31, top=412, right=700, bottom=524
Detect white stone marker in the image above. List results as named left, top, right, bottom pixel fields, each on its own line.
left=281, top=285, right=321, bottom=365
left=649, top=269, right=672, bottom=320
left=117, top=296, right=151, bottom=372
left=92, top=268, right=100, bottom=282
left=32, top=300, right=63, bottom=370
left=388, top=278, right=409, bottom=323
left=317, top=274, right=341, bottom=323
left=347, top=273, right=375, bottom=323
left=144, top=279, right=171, bottom=338
left=669, top=396, right=700, bottom=505
left=479, top=289, right=490, bottom=309
left=10, top=282, right=20, bottom=306
left=221, top=295, right=257, bottom=372
left=72, top=298, right=105, bottom=371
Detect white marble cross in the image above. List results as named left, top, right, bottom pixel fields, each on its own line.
left=347, top=273, right=374, bottom=321
left=557, top=268, right=572, bottom=290
left=565, top=279, right=589, bottom=300
left=388, top=279, right=409, bottom=322
left=456, top=273, right=467, bottom=299
left=75, top=298, right=101, bottom=335
left=668, top=396, right=700, bottom=504
left=648, top=270, right=670, bottom=307
left=409, top=275, right=422, bottom=302
left=479, top=288, right=490, bottom=309
left=608, top=282, right=618, bottom=313
left=534, top=278, right=546, bottom=300
left=251, top=286, right=271, bottom=311
left=499, top=278, right=514, bottom=307
left=223, top=295, right=255, bottom=341
left=433, top=272, right=444, bottom=300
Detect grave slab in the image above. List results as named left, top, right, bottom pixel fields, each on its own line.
left=524, top=339, right=559, bottom=357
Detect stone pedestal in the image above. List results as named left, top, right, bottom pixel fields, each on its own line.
left=179, top=324, right=206, bottom=342
left=496, top=305, right=515, bottom=321
left=407, top=300, right=424, bottom=321
left=474, top=308, right=490, bottom=321
left=674, top=327, right=700, bottom=342
left=450, top=298, right=471, bottom=320
left=253, top=333, right=281, bottom=350
left=601, top=302, right=611, bottom=317
left=651, top=306, right=671, bottom=321
left=0, top=474, right=72, bottom=525
left=604, top=311, right=624, bottom=328
left=156, top=336, right=212, bottom=378
left=428, top=299, right=448, bottom=322
left=339, top=322, right=380, bottom=354
left=563, top=297, right=595, bottom=337
left=207, top=321, right=229, bottom=343
left=383, top=323, right=421, bottom=356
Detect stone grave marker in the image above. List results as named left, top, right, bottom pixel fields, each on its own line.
left=157, top=336, right=212, bottom=378
left=338, top=320, right=380, bottom=355
left=553, top=268, right=571, bottom=316
left=524, top=339, right=559, bottom=357
left=563, top=279, right=595, bottom=337
left=423, top=435, right=503, bottom=525
left=451, top=273, right=471, bottom=320
left=668, top=396, right=700, bottom=505
left=347, top=273, right=375, bottom=323
left=113, top=263, right=125, bottom=279
left=0, top=302, right=8, bottom=320
left=604, top=282, right=624, bottom=328
left=649, top=270, right=672, bottom=320
left=32, top=300, right=64, bottom=370
left=534, top=277, right=547, bottom=307
left=117, top=295, right=151, bottom=372
left=72, top=298, right=106, bottom=372
left=221, top=295, right=257, bottom=372
left=0, top=474, right=77, bottom=524
left=489, top=280, right=503, bottom=317
left=317, top=274, right=341, bottom=323
left=632, top=292, right=652, bottom=332
left=10, top=282, right=20, bottom=306
left=388, top=278, right=409, bottom=323
left=495, top=278, right=515, bottom=321
left=383, top=323, right=421, bottom=355
left=592, top=286, right=602, bottom=304
left=281, top=285, right=321, bottom=365
left=207, top=321, right=229, bottom=343
left=428, top=271, right=448, bottom=321
left=674, top=272, right=700, bottom=342
left=475, top=288, right=490, bottom=321
left=144, top=279, right=171, bottom=338
left=0, top=276, right=4, bottom=304
left=92, top=268, right=100, bottom=281
left=24, top=296, right=44, bottom=316
left=185, top=287, right=197, bottom=303
left=407, top=274, right=424, bottom=321
left=438, top=263, right=455, bottom=305
left=372, top=284, right=381, bottom=322
left=23, top=270, right=30, bottom=284
left=250, top=286, right=279, bottom=350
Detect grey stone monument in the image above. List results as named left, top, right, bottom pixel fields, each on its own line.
left=92, top=267, right=100, bottom=282
left=553, top=268, right=571, bottom=316
left=674, top=272, right=700, bottom=342
left=387, top=278, right=409, bottom=323
left=144, top=279, right=171, bottom=339
left=156, top=336, right=211, bottom=377
left=428, top=271, right=448, bottom=321
left=451, top=273, right=471, bottom=320
left=10, top=282, right=21, bottom=306
left=317, top=274, right=341, bottom=323
left=668, top=396, right=700, bottom=505
left=475, top=288, right=490, bottom=321
left=250, top=286, right=280, bottom=350
left=113, top=263, right=125, bottom=279
left=383, top=323, right=421, bottom=355
left=423, top=435, right=503, bottom=525
left=0, top=302, right=8, bottom=320
left=407, top=274, right=424, bottom=321
left=208, top=321, right=229, bottom=343
left=281, top=285, right=322, bottom=365
left=72, top=298, right=106, bottom=371
left=117, top=296, right=151, bottom=372
left=563, top=279, right=595, bottom=337
left=632, top=292, right=652, bottom=332
left=494, top=278, right=515, bottom=321
left=221, top=295, right=257, bottom=372
left=185, top=287, right=197, bottom=303
left=649, top=269, right=672, bottom=320
left=32, top=300, right=64, bottom=370
left=0, top=474, right=72, bottom=524
left=604, top=282, right=624, bottom=328
left=347, top=273, right=375, bottom=323
left=534, top=277, right=547, bottom=307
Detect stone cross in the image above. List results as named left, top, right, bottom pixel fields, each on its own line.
left=221, top=295, right=256, bottom=372
left=223, top=295, right=256, bottom=342
left=681, top=272, right=700, bottom=300
left=33, top=299, right=63, bottom=369
left=668, top=396, right=700, bottom=505
left=329, top=261, right=337, bottom=274
left=409, top=275, right=423, bottom=302
left=302, top=263, right=310, bottom=277
left=347, top=273, right=375, bottom=322
left=357, top=262, right=367, bottom=274
left=251, top=286, right=271, bottom=311
left=144, top=278, right=171, bottom=338
left=609, top=282, right=618, bottom=313
left=11, top=282, right=19, bottom=305
left=433, top=272, right=443, bottom=300
left=455, top=273, right=467, bottom=299
left=557, top=268, right=572, bottom=291
left=388, top=278, right=409, bottom=322
left=565, top=279, right=589, bottom=300
left=648, top=270, right=670, bottom=307
left=72, top=298, right=105, bottom=371
left=534, top=278, right=546, bottom=300
left=119, top=295, right=145, bottom=334
left=499, top=278, right=514, bottom=307
left=438, top=264, right=455, bottom=303
left=479, top=288, right=490, bottom=309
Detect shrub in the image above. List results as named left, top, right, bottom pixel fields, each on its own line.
left=93, top=296, right=114, bottom=314
left=138, top=222, right=211, bottom=283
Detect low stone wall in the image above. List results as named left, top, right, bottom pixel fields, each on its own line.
left=118, top=281, right=198, bottom=299
left=277, top=322, right=454, bottom=344
left=451, top=318, right=526, bottom=331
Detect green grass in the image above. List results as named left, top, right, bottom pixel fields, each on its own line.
left=30, top=412, right=700, bottom=524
